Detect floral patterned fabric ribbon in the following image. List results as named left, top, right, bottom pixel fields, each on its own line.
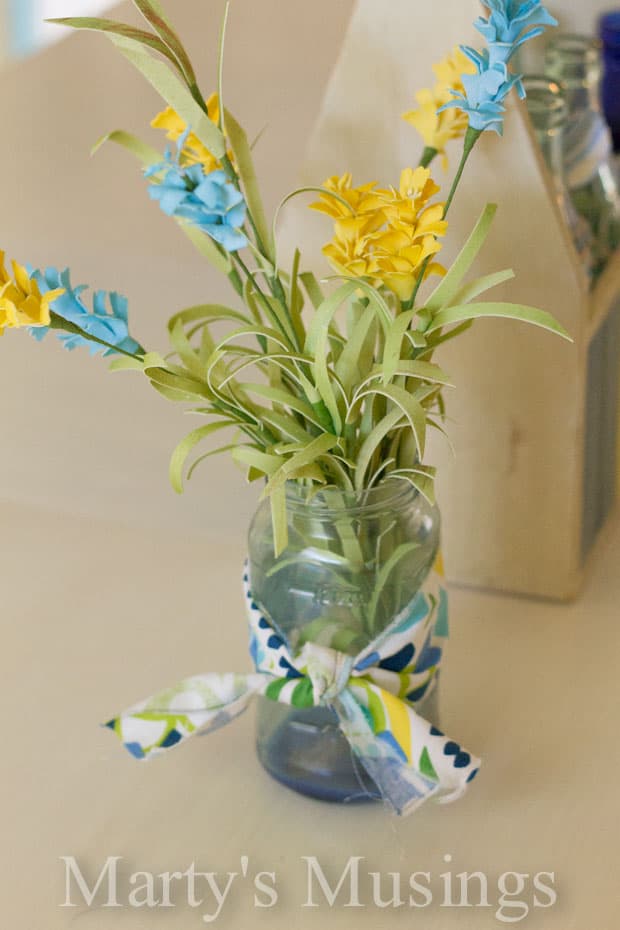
left=105, top=562, right=480, bottom=816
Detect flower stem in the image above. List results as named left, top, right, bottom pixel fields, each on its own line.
left=233, top=252, right=269, bottom=302
left=403, top=127, right=482, bottom=311
left=227, top=267, right=244, bottom=297
left=48, top=312, right=144, bottom=360
left=419, top=146, right=438, bottom=169
left=220, top=152, right=268, bottom=254
left=233, top=253, right=296, bottom=346
left=269, top=274, right=300, bottom=348
left=443, top=126, right=481, bottom=218
left=220, top=155, right=295, bottom=342
left=189, top=83, right=209, bottom=114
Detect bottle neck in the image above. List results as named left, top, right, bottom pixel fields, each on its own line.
left=524, top=77, right=570, bottom=183
left=600, top=13, right=620, bottom=63
left=545, top=37, right=602, bottom=117
left=563, top=80, right=599, bottom=118
left=523, top=79, right=595, bottom=276
left=536, top=125, right=567, bottom=181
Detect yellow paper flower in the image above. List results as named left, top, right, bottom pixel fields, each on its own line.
left=433, top=47, right=475, bottom=90
left=311, top=174, right=388, bottom=216
left=0, top=253, right=64, bottom=335
left=382, top=168, right=443, bottom=227
left=152, top=92, right=224, bottom=171
left=310, top=174, right=390, bottom=283
left=403, top=49, right=476, bottom=167
left=322, top=213, right=383, bottom=281
left=388, top=203, right=448, bottom=244
left=399, top=166, right=441, bottom=203
left=312, top=169, right=447, bottom=302
left=374, top=232, right=445, bottom=302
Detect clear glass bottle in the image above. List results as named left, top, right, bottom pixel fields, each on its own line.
left=545, top=34, right=620, bottom=277
left=523, top=76, right=594, bottom=279
left=248, top=481, right=440, bottom=803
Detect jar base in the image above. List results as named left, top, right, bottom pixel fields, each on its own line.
left=256, top=706, right=381, bottom=804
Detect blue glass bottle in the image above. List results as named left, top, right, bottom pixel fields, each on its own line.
left=600, top=12, right=620, bottom=153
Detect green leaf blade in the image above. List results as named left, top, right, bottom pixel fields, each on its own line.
left=224, top=108, right=273, bottom=262
left=179, top=223, right=232, bottom=275
left=264, top=433, right=339, bottom=496
left=354, top=407, right=404, bottom=492
left=131, top=0, right=197, bottom=85
left=354, top=384, right=427, bottom=462
left=109, top=33, right=226, bottom=158
left=451, top=268, right=515, bottom=306
left=336, top=304, right=377, bottom=394
left=305, top=280, right=363, bottom=434
left=426, top=302, right=572, bottom=341
left=169, top=421, right=232, bottom=493
left=425, top=203, right=497, bottom=314
left=91, top=129, right=161, bottom=165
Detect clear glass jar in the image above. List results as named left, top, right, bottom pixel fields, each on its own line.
left=545, top=34, right=620, bottom=276
left=524, top=76, right=594, bottom=279
left=248, top=481, right=441, bottom=803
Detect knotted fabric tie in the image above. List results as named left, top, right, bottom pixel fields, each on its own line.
left=105, top=561, right=480, bottom=816
left=300, top=643, right=355, bottom=705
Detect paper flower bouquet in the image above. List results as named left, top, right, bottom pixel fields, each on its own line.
left=2, top=0, right=567, bottom=815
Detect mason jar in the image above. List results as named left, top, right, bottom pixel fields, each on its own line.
left=523, top=75, right=594, bottom=279
left=545, top=33, right=620, bottom=275
left=248, top=480, right=441, bottom=803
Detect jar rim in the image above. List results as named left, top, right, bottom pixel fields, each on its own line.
left=545, top=34, right=602, bottom=85
left=523, top=76, right=567, bottom=130
left=547, top=33, right=602, bottom=55
left=284, top=479, right=421, bottom=517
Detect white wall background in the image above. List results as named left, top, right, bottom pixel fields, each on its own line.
left=0, top=0, right=615, bottom=546
left=35, top=2, right=113, bottom=48
left=0, top=0, right=355, bottom=541
left=5, top=1, right=113, bottom=57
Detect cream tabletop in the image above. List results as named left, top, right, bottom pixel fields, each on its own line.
left=2, top=499, right=619, bottom=929
left=0, top=1, right=619, bottom=927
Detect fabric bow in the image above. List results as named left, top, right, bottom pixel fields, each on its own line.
left=105, top=563, right=480, bottom=816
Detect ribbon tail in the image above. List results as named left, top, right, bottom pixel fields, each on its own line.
left=334, top=681, right=480, bottom=816
left=332, top=691, right=437, bottom=816
left=104, top=672, right=264, bottom=760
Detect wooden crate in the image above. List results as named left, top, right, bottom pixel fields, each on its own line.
left=285, top=0, right=620, bottom=600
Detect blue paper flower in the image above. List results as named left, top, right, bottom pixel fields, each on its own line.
left=29, top=267, right=142, bottom=356
left=442, top=59, right=521, bottom=134
left=475, top=1, right=558, bottom=55
left=145, top=138, right=248, bottom=253
left=441, top=0, right=557, bottom=134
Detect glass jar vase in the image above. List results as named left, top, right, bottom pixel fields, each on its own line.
left=524, top=75, right=594, bottom=279
left=545, top=33, right=620, bottom=276
left=248, top=481, right=441, bottom=804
